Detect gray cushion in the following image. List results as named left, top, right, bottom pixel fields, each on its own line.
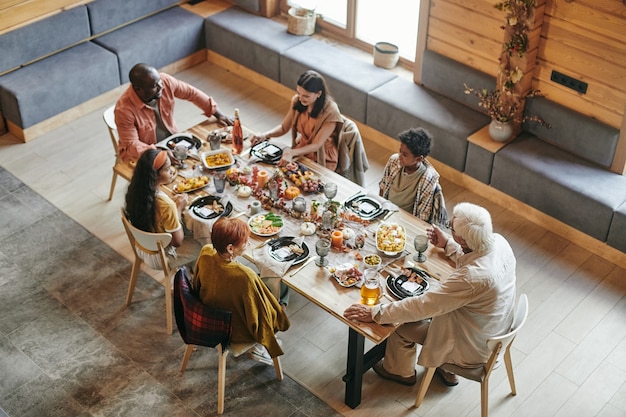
left=367, top=77, right=490, bottom=172
left=421, top=50, right=496, bottom=112
left=0, top=42, right=120, bottom=128
left=523, top=98, right=619, bottom=168
left=87, top=0, right=179, bottom=35
left=491, top=134, right=626, bottom=241
left=94, top=7, right=204, bottom=84
left=280, top=38, right=397, bottom=123
left=607, top=202, right=626, bottom=252
left=0, top=6, right=90, bottom=74
left=205, top=7, right=309, bottom=82
left=465, top=143, right=496, bottom=184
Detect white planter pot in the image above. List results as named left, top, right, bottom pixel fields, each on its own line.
left=488, top=119, right=513, bottom=142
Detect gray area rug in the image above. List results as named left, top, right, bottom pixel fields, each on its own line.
left=0, top=167, right=340, bottom=417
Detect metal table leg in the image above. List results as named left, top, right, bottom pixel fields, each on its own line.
left=343, top=328, right=387, bottom=408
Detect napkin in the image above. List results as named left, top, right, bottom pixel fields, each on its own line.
left=253, top=236, right=304, bottom=278
left=184, top=196, right=231, bottom=244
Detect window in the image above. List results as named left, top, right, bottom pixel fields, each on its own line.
left=285, top=0, right=421, bottom=63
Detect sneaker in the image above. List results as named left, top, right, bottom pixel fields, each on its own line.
left=247, top=344, right=273, bottom=366
left=372, top=361, right=416, bottom=386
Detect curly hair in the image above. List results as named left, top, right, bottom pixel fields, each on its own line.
left=211, top=217, right=250, bottom=254
left=124, top=149, right=161, bottom=232
left=398, top=128, right=432, bottom=157
left=293, top=70, right=331, bottom=118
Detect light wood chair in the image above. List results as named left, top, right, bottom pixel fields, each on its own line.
left=174, top=267, right=283, bottom=415
left=104, top=105, right=134, bottom=201
left=414, top=294, right=529, bottom=417
left=121, top=208, right=175, bottom=334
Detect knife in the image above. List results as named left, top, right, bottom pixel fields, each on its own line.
left=255, top=238, right=271, bottom=249
left=289, top=256, right=315, bottom=277
left=383, top=210, right=397, bottom=220
left=231, top=211, right=246, bottom=219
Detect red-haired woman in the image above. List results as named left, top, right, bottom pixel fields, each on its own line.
left=193, top=217, right=290, bottom=364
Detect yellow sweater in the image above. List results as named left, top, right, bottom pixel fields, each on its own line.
left=193, top=245, right=290, bottom=357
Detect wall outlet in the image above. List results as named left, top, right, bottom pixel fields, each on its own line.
left=550, top=70, right=588, bottom=94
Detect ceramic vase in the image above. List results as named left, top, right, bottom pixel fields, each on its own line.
left=488, top=119, right=513, bottom=142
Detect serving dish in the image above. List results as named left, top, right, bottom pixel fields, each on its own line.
left=248, top=212, right=283, bottom=236
left=386, top=267, right=431, bottom=299
left=250, top=141, right=283, bottom=164
left=157, top=132, right=202, bottom=151
left=344, top=194, right=384, bottom=220
left=201, top=149, right=235, bottom=170
left=189, top=195, right=233, bottom=219
left=173, top=176, right=210, bottom=193
left=376, top=222, right=406, bottom=256
left=331, top=263, right=363, bottom=287
left=267, top=236, right=309, bottom=265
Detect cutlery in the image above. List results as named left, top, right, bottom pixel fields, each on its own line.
left=255, top=238, right=271, bottom=249
left=231, top=211, right=246, bottom=219
left=383, top=210, right=398, bottom=221
left=289, top=256, right=314, bottom=277
left=345, top=191, right=364, bottom=203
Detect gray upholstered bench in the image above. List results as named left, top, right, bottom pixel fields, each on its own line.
left=89, top=0, right=205, bottom=84
left=0, top=6, right=119, bottom=138
left=280, top=38, right=398, bottom=123
left=491, top=98, right=626, bottom=242
left=367, top=51, right=491, bottom=171
left=205, top=6, right=309, bottom=83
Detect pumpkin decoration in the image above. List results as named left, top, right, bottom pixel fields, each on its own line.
left=284, top=186, right=301, bottom=200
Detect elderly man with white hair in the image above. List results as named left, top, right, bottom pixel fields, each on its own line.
left=344, top=202, right=517, bottom=387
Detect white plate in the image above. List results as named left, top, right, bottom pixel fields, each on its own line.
left=376, top=222, right=406, bottom=256
left=201, top=149, right=235, bottom=170
left=248, top=212, right=283, bottom=236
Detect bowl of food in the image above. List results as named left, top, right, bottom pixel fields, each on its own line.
left=201, top=149, right=235, bottom=170
left=363, top=254, right=382, bottom=269
left=376, top=222, right=406, bottom=256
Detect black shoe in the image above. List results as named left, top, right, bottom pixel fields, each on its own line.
left=372, top=362, right=416, bottom=386
left=435, top=367, right=459, bottom=386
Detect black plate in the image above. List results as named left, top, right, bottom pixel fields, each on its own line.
left=344, top=194, right=384, bottom=220
left=250, top=141, right=283, bottom=163
left=189, top=196, right=233, bottom=220
left=267, top=236, right=310, bottom=265
left=158, top=134, right=202, bottom=151
left=386, top=267, right=431, bottom=299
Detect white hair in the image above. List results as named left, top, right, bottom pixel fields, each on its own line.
left=452, top=202, right=494, bottom=254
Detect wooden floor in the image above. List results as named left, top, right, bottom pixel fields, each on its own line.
left=1, top=61, right=625, bottom=417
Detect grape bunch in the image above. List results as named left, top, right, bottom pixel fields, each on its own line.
left=302, top=179, right=320, bottom=193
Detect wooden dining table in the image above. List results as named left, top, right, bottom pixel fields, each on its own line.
left=167, top=119, right=456, bottom=409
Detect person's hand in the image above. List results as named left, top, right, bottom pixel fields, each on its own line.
left=278, top=148, right=294, bottom=166
left=343, top=304, right=374, bottom=322
left=213, top=110, right=233, bottom=126
left=174, top=193, right=189, bottom=212
left=250, top=134, right=267, bottom=147
left=427, top=224, right=449, bottom=249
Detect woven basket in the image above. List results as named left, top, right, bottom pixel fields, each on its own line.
left=287, top=7, right=316, bottom=36
left=373, top=42, right=400, bottom=69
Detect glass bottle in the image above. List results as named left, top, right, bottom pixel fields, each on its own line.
left=232, top=108, right=243, bottom=154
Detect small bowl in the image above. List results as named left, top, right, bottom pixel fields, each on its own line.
left=201, top=148, right=234, bottom=170
left=363, top=254, right=382, bottom=268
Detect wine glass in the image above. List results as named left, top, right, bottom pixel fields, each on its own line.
left=173, top=144, right=188, bottom=169
left=323, top=182, right=337, bottom=201
left=315, top=238, right=331, bottom=267
left=413, top=234, right=429, bottom=262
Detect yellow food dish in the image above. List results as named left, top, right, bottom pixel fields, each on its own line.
left=204, top=152, right=232, bottom=167
left=174, top=176, right=209, bottom=192
left=376, top=223, right=406, bottom=254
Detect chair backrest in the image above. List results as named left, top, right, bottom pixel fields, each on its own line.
left=336, top=116, right=369, bottom=186
left=487, top=294, right=529, bottom=361
left=174, top=267, right=233, bottom=347
left=429, top=183, right=449, bottom=227
left=103, top=105, right=119, bottom=155
left=120, top=208, right=172, bottom=253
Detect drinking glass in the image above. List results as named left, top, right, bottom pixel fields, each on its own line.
left=213, top=172, right=226, bottom=193
left=413, top=234, right=429, bottom=262
left=173, top=144, right=188, bottom=169
left=323, top=182, right=337, bottom=201
left=315, top=238, right=331, bottom=267
left=208, top=132, right=222, bottom=150
left=360, top=269, right=381, bottom=306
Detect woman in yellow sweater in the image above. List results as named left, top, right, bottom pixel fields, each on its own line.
left=193, top=217, right=290, bottom=363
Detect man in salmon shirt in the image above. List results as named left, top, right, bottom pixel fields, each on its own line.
left=115, top=63, right=233, bottom=163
